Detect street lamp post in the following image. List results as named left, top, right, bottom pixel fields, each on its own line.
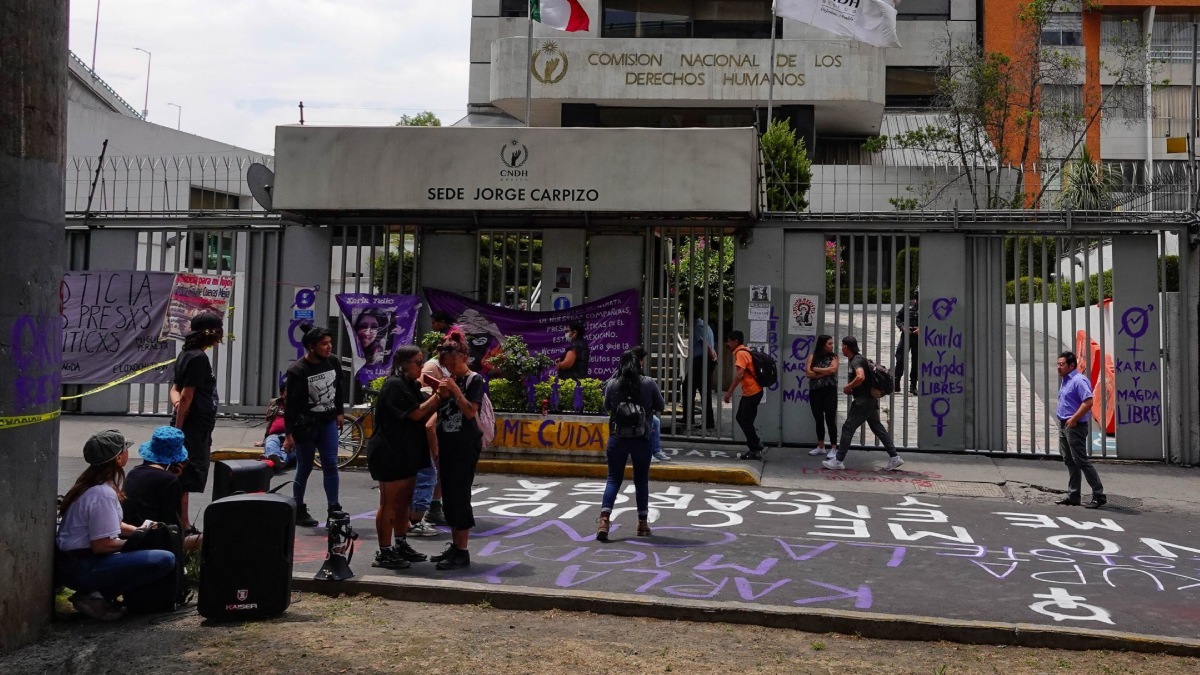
left=133, top=47, right=151, bottom=119
left=167, top=102, right=181, bottom=130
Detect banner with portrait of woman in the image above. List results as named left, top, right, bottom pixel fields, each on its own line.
left=334, top=294, right=421, bottom=385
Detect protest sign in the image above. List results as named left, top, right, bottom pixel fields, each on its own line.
left=61, top=271, right=176, bottom=383
left=334, top=294, right=422, bottom=386
left=161, top=272, right=234, bottom=340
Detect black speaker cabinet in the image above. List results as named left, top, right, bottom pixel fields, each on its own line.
left=211, top=459, right=272, bottom=501
left=198, top=493, right=295, bottom=621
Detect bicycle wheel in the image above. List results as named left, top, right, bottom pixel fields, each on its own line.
left=314, top=415, right=367, bottom=469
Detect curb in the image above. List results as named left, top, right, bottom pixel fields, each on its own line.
left=212, top=448, right=760, bottom=485
left=291, top=574, right=1200, bottom=658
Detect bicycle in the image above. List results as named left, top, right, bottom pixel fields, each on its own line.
left=313, top=400, right=374, bottom=470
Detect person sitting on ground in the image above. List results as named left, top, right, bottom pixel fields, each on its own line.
left=56, top=430, right=176, bottom=621
left=122, top=426, right=203, bottom=554
left=255, top=376, right=295, bottom=473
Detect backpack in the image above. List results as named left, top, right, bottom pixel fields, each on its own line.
left=121, top=524, right=190, bottom=613
left=468, top=372, right=496, bottom=447
left=739, top=347, right=779, bottom=389
left=609, top=386, right=648, bottom=438
left=866, top=359, right=895, bottom=398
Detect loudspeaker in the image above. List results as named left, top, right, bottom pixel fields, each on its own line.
left=211, top=459, right=272, bottom=501
left=198, top=493, right=295, bottom=621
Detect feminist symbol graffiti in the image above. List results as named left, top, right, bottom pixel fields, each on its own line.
left=1028, top=587, right=1114, bottom=625
left=930, top=296, right=958, bottom=321
left=930, top=397, right=951, bottom=437
left=1118, top=303, right=1153, bottom=359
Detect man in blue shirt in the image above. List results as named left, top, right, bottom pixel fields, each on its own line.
left=684, top=315, right=718, bottom=430
left=1054, top=351, right=1105, bottom=509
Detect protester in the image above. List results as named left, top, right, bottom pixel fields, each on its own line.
left=1054, top=351, right=1106, bottom=509
left=805, top=334, right=840, bottom=459
left=369, top=345, right=443, bottom=570
left=428, top=330, right=486, bottom=570
left=596, top=348, right=664, bottom=542
left=415, top=311, right=457, bottom=527
left=554, top=320, right=590, bottom=380
left=170, top=312, right=223, bottom=522
left=353, top=307, right=392, bottom=366
left=255, top=376, right=294, bottom=472
left=894, top=288, right=920, bottom=395
left=55, top=430, right=175, bottom=621
left=824, top=336, right=904, bottom=471
left=723, top=330, right=764, bottom=460
left=122, top=426, right=202, bottom=553
left=284, top=325, right=346, bottom=528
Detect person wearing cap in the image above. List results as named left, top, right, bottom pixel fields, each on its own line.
left=55, top=430, right=176, bottom=621
left=171, top=312, right=224, bottom=515
left=123, top=426, right=202, bottom=553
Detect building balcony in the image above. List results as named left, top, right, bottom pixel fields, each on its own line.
left=489, top=36, right=886, bottom=134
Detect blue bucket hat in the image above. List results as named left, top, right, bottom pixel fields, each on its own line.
left=139, top=426, right=188, bottom=465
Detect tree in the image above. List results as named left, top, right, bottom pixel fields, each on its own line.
left=1057, top=145, right=1121, bottom=209
left=396, top=111, right=441, bottom=127
left=760, top=118, right=813, bottom=212
left=866, top=0, right=1159, bottom=210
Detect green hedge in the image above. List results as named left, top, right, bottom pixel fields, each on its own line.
left=487, top=377, right=605, bottom=414
left=1004, top=255, right=1179, bottom=304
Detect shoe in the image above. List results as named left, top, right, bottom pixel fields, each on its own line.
left=909, top=388, right=918, bottom=396
left=393, top=539, right=429, bottom=562
left=408, top=518, right=439, bottom=537
left=295, top=505, right=319, bottom=527
left=596, top=514, right=611, bottom=542
left=636, top=519, right=652, bottom=537
left=429, top=542, right=457, bottom=563
left=652, top=450, right=671, bottom=462
left=826, top=448, right=838, bottom=460
left=426, top=503, right=447, bottom=525
left=1054, top=497, right=1081, bottom=506
left=434, top=548, right=470, bottom=571
left=822, top=459, right=845, bottom=471
left=705, top=422, right=716, bottom=430
left=739, top=451, right=762, bottom=460
left=70, top=592, right=123, bottom=621
left=371, top=547, right=411, bottom=570
left=808, top=447, right=827, bottom=456
left=884, top=456, right=905, bottom=472
left=1084, top=496, right=1107, bottom=509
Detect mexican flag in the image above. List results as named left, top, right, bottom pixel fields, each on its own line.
left=532, top=0, right=590, bottom=32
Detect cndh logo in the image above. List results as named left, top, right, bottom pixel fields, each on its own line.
left=500, top=140, right=529, bottom=177
left=531, top=41, right=568, bottom=84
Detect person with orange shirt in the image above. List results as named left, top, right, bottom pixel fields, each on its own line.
left=723, top=330, right=764, bottom=461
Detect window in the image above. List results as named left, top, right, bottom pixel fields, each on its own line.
left=1151, top=86, right=1196, bottom=137
left=190, top=233, right=234, bottom=273
left=602, top=0, right=778, bottom=39
left=1100, top=85, right=1145, bottom=120
left=1151, top=13, right=1200, bottom=61
left=1100, top=14, right=1141, bottom=47
left=188, top=187, right=241, bottom=210
left=500, top=0, right=528, bottom=18
left=1041, top=85, right=1084, bottom=117
left=1042, top=12, right=1082, bottom=46
left=897, top=0, right=950, bottom=21
left=594, top=106, right=757, bottom=128
left=886, top=67, right=940, bottom=108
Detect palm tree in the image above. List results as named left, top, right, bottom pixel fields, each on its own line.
left=1057, top=146, right=1121, bottom=210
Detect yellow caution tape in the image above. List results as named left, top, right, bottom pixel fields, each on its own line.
left=60, top=358, right=176, bottom=401
left=0, top=409, right=62, bottom=430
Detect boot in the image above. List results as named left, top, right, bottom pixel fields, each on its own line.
left=637, top=519, right=652, bottom=537
left=595, top=514, right=611, bottom=542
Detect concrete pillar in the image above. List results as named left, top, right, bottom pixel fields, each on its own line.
left=0, top=0, right=67, bottom=652
left=541, top=229, right=586, bottom=310
left=277, top=226, right=333, bottom=368
left=732, top=227, right=785, bottom=446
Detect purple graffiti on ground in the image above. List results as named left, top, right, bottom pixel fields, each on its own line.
left=424, top=287, right=640, bottom=380
left=1115, top=304, right=1161, bottom=427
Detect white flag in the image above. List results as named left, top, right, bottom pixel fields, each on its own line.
left=776, top=0, right=901, bottom=49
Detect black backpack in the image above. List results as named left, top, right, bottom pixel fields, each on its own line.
left=866, top=359, right=895, bottom=398
left=610, top=389, right=647, bottom=438
left=122, top=524, right=190, bottom=613
left=741, top=348, right=779, bottom=389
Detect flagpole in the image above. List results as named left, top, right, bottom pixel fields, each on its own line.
left=525, top=1, right=534, bottom=127
left=766, top=1, right=777, bottom=131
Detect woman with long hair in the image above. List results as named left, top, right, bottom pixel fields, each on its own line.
left=56, top=430, right=175, bottom=621
left=284, top=325, right=346, bottom=528
left=171, top=312, right=223, bottom=518
left=368, top=344, right=441, bottom=570
left=595, top=348, right=664, bottom=542
left=427, top=328, right=486, bottom=571
left=805, top=334, right=841, bottom=459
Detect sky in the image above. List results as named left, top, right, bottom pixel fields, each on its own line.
left=68, top=0, right=473, bottom=155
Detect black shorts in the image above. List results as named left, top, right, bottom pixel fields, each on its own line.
left=367, top=436, right=431, bottom=483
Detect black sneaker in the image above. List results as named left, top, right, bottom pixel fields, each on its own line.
left=426, top=503, right=447, bottom=525
left=295, top=505, right=319, bottom=528
left=429, top=542, right=457, bottom=563
left=739, top=451, right=762, bottom=460
left=393, top=539, right=428, bottom=563
left=435, top=548, right=470, bottom=571
left=1084, top=496, right=1108, bottom=509
left=371, top=547, right=411, bottom=570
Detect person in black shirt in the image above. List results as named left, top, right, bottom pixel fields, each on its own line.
left=894, top=289, right=920, bottom=394
left=369, top=345, right=442, bottom=570
left=171, top=312, right=223, bottom=526
left=824, top=336, right=904, bottom=472
left=284, top=325, right=346, bottom=528
left=554, top=320, right=590, bottom=380
left=123, top=426, right=201, bottom=553
left=427, top=330, right=485, bottom=571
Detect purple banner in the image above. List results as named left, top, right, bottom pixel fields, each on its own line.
left=60, top=271, right=177, bottom=384
left=424, top=288, right=639, bottom=380
left=335, top=294, right=421, bottom=385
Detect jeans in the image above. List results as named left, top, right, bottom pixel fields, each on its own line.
left=1059, top=419, right=1104, bottom=500
left=837, top=396, right=897, bottom=460
left=411, top=464, right=437, bottom=513
left=735, top=391, right=764, bottom=453
left=684, top=357, right=716, bottom=426
left=650, top=415, right=662, bottom=454
left=601, top=436, right=652, bottom=518
left=808, top=386, right=839, bottom=445
left=293, top=420, right=340, bottom=510
left=55, top=549, right=175, bottom=599
left=263, top=434, right=292, bottom=465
